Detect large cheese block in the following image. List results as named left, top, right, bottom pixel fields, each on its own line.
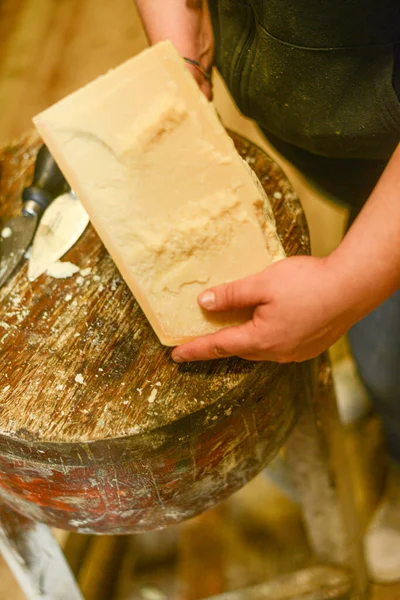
left=33, top=41, right=285, bottom=346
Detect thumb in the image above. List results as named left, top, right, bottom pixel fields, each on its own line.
left=198, top=272, right=266, bottom=312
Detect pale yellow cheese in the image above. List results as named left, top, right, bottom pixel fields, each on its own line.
left=33, top=41, right=285, bottom=346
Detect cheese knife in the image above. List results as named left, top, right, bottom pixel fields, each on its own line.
left=28, top=191, right=89, bottom=281
left=0, top=145, right=67, bottom=287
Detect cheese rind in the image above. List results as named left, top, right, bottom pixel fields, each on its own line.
left=33, top=41, right=285, bottom=346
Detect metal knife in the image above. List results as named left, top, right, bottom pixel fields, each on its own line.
left=0, top=145, right=67, bottom=287
left=28, top=191, right=89, bottom=281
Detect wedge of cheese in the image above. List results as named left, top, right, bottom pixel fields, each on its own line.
left=33, top=41, right=285, bottom=346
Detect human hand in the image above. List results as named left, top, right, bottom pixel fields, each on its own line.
left=172, top=256, right=357, bottom=363
left=135, top=0, right=214, bottom=99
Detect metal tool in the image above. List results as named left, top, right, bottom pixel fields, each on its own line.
left=0, top=145, right=67, bottom=287
left=28, top=191, right=89, bottom=281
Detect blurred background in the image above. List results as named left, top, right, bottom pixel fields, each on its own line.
left=0, top=1, right=391, bottom=599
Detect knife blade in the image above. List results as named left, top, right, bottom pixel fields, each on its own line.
left=0, top=145, right=67, bottom=287
left=28, top=191, right=89, bottom=281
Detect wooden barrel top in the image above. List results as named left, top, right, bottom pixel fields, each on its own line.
left=0, top=131, right=309, bottom=445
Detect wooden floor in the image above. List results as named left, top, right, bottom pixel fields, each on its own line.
left=0, top=0, right=147, bottom=144
left=0, top=1, right=397, bottom=599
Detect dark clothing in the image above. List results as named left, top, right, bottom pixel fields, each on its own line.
left=209, top=0, right=400, bottom=160
left=209, top=0, right=400, bottom=458
left=349, top=292, right=400, bottom=462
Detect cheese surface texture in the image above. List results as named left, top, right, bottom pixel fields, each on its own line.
left=33, top=41, right=285, bottom=346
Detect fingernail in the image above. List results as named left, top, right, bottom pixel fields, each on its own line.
left=172, top=352, right=184, bottom=363
left=199, top=290, right=215, bottom=309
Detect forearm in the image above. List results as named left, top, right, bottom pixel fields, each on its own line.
left=328, top=143, right=400, bottom=322
left=134, top=0, right=214, bottom=98
left=135, top=1, right=200, bottom=49
left=134, top=0, right=213, bottom=64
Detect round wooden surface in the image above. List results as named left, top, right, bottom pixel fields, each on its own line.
left=0, top=131, right=310, bottom=533
left=0, top=131, right=309, bottom=444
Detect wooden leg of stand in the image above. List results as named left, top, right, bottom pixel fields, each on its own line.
left=203, top=565, right=351, bottom=600
left=286, top=354, right=369, bottom=599
left=0, top=502, right=84, bottom=600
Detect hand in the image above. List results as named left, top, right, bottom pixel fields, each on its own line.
left=172, top=256, right=356, bottom=363
left=135, top=0, right=214, bottom=99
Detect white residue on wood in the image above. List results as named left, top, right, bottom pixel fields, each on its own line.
left=1, top=226, right=12, bottom=238
left=148, top=388, right=158, bottom=404
left=75, top=373, right=85, bottom=385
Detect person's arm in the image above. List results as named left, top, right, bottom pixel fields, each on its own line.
left=135, top=0, right=214, bottom=99
left=172, top=144, right=400, bottom=363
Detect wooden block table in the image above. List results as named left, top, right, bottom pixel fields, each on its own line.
left=0, top=132, right=368, bottom=599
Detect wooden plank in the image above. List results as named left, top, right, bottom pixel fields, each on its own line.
left=113, top=537, right=138, bottom=600
left=0, top=0, right=147, bottom=144
left=0, top=553, right=27, bottom=600
left=225, top=475, right=311, bottom=586
left=0, top=0, right=26, bottom=66
left=63, top=532, right=93, bottom=576
left=0, top=502, right=84, bottom=600
left=203, top=566, right=351, bottom=600
left=0, top=0, right=60, bottom=144
left=78, top=535, right=127, bottom=600
left=178, top=510, right=225, bottom=600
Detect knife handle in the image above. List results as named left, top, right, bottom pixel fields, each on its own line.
left=22, top=145, right=68, bottom=217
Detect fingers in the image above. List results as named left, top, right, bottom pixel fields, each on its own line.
left=185, top=63, right=213, bottom=100
left=172, top=321, right=258, bottom=362
left=200, top=79, right=213, bottom=101
left=198, top=272, right=266, bottom=312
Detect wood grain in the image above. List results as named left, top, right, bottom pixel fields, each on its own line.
left=0, top=132, right=310, bottom=533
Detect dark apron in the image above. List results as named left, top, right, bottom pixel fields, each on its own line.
left=209, top=0, right=400, bottom=208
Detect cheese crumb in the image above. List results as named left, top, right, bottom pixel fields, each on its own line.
left=140, top=587, right=167, bottom=600
left=1, top=227, right=12, bottom=239
left=75, top=373, right=85, bottom=385
left=3, top=385, right=10, bottom=392
left=46, top=261, right=80, bottom=279
left=148, top=388, right=158, bottom=403
left=80, top=267, right=92, bottom=277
